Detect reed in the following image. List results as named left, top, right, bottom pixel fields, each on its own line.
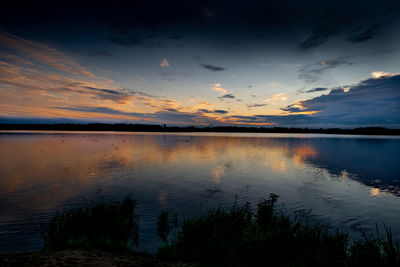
left=41, top=195, right=138, bottom=251
left=158, top=194, right=399, bottom=267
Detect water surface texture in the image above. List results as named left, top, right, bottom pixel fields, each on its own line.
left=0, top=131, right=399, bottom=252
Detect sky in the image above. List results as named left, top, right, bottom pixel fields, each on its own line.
left=0, top=0, right=400, bottom=128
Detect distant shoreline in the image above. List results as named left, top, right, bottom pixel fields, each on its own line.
left=1, top=123, right=399, bottom=135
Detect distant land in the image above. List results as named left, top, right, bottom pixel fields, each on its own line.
left=1, top=123, right=399, bottom=135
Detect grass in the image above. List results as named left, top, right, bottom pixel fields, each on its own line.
left=41, top=195, right=138, bottom=251
left=40, top=194, right=399, bottom=266
left=157, top=194, right=400, bottom=267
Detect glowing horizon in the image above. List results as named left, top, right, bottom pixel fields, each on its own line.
left=1, top=0, right=400, bottom=128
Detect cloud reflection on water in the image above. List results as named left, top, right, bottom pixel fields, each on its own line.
left=0, top=132, right=399, bottom=252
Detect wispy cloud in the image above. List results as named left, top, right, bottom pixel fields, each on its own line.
left=0, top=32, right=240, bottom=126
left=0, top=31, right=96, bottom=78
left=211, top=83, right=228, bottom=94
left=0, top=31, right=192, bottom=120
left=298, top=56, right=353, bottom=84
left=265, top=93, right=288, bottom=104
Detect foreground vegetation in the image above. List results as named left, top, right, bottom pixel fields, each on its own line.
left=40, top=194, right=399, bottom=266
left=157, top=194, right=399, bottom=266
left=41, top=196, right=138, bottom=251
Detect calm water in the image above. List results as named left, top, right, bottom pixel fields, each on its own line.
left=0, top=131, right=399, bottom=253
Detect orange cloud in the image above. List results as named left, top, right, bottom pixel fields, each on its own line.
left=0, top=31, right=96, bottom=78
left=0, top=32, right=203, bottom=121
left=371, top=71, right=400, bottom=79
left=211, top=83, right=228, bottom=94
left=0, top=31, right=284, bottom=126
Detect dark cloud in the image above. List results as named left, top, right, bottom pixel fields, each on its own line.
left=247, top=103, right=267, bottom=108
left=214, top=109, right=229, bottom=114
left=200, top=64, right=225, bottom=72
left=282, top=74, right=400, bottom=126
left=225, top=74, right=400, bottom=127
left=95, top=0, right=397, bottom=49
left=218, top=94, right=235, bottom=99
left=280, top=104, right=303, bottom=113
left=83, top=86, right=133, bottom=103
left=346, top=3, right=400, bottom=44
left=81, top=86, right=164, bottom=104
left=298, top=56, right=353, bottom=84
left=86, top=87, right=125, bottom=95
left=198, top=109, right=228, bottom=114
left=299, top=3, right=399, bottom=49
left=165, top=108, right=178, bottom=112
left=299, top=10, right=352, bottom=50
left=1, top=0, right=398, bottom=52
left=347, top=23, right=380, bottom=43
left=229, top=114, right=320, bottom=126
left=305, top=87, right=329, bottom=93
left=123, top=89, right=159, bottom=99
left=98, top=1, right=205, bottom=33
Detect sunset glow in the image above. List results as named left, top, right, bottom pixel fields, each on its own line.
left=1, top=1, right=399, bottom=128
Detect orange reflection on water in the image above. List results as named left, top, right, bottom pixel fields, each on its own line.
left=264, top=149, right=288, bottom=173
left=0, top=133, right=324, bottom=207
left=211, top=164, right=226, bottom=183
left=292, top=146, right=317, bottom=166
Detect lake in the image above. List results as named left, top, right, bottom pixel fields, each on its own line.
left=0, top=131, right=399, bottom=253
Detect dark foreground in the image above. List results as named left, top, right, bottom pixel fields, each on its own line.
left=2, top=195, right=399, bottom=267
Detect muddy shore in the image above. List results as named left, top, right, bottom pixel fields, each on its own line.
left=0, top=249, right=181, bottom=267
